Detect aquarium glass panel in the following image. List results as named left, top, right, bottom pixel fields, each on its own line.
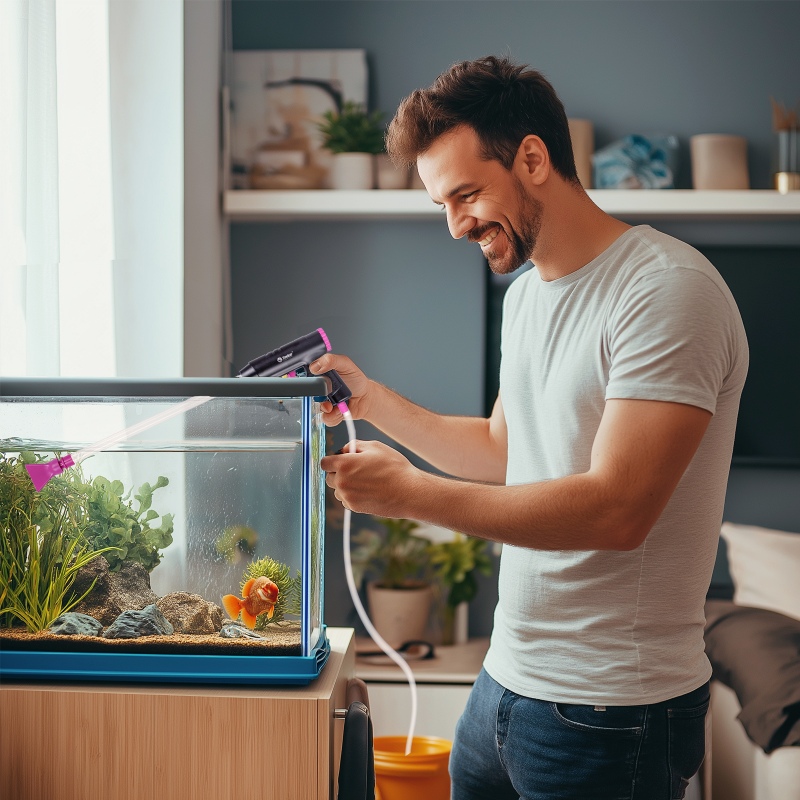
left=0, top=378, right=329, bottom=684
left=307, top=400, right=325, bottom=653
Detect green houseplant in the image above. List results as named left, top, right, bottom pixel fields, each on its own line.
left=428, top=532, right=492, bottom=645
left=351, top=517, right=434, bottom=647
left=317, top=101, right=385, bottom=190
left=350, top=517, right=431, bottom=590
left=317, top=101, right=385, bottom=156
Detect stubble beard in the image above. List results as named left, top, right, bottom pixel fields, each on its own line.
left=486, top=179, right=543, bottom=276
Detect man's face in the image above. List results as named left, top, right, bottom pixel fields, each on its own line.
left=416, top=125, right=542, bottom=275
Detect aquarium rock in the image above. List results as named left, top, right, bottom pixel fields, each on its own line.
left=72, top=558, right=159, bottom=625
left=156, top=592, right=224, bottom=634
left=220, top=621, right=266, bottom=639
left=49, top=612, right=104, bottom=637
left=102, top=604, right=174, bottom=639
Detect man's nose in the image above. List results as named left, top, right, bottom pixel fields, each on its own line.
left=446, top=206, right=476, bottom=240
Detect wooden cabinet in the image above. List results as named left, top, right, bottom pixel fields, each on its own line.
left=0, top=627, right=355, bottom=800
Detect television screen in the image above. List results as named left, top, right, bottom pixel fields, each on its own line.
left=485, top=245, right=800, bottom=465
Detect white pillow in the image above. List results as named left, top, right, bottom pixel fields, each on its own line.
left=720, top=522, right=800, bottom=622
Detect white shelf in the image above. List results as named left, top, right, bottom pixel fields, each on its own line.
left=224, top=189, right=800, bottom=222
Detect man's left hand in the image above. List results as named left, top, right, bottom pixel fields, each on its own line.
left=321, top=440, right=422, bottom=517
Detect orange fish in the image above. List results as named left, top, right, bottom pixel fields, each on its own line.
left=222, top=576, right=279, bottom=630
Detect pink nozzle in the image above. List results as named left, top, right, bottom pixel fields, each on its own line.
left=337, top=401, right=350, bottom=416
left=26, top=454, right=75, bottom=492
left=317, top=328, right=332, bottom=352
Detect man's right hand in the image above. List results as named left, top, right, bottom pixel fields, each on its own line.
left=309, top=353, right=373, bottom=425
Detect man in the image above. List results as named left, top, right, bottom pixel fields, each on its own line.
left=313, top=56, right=748, bottom=799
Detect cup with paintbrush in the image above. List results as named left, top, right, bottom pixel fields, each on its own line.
left=771, top=97, right=800, bottom=193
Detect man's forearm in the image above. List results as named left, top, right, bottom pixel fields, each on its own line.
left=364, top=381, right=505, bottom=484
left=404, top=469, right=642, bottom=552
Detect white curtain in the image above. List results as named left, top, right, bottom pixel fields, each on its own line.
left=0, top=0, right=183, bottom=379
left=0, top=0, right=187, bottom=589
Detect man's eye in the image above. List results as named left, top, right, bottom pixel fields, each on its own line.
left=461, top=192, right=477, bottom=201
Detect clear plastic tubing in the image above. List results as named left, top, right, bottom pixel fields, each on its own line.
left=338, top=402, right=418, bottom=756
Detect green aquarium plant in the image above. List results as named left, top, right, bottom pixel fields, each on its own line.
left=0, top=452, right=116, bottom=631
left=68, top=471, right=174, bottom=572
left=239, top=555, right=302, bottom=629
left=317, top=101, right=385, bottom=155
left=350, top=517, right=432, bottom=590
left=1, top=449, right=175, bottom=632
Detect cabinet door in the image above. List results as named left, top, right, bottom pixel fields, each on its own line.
left=366, top=683, right=472, bottom=741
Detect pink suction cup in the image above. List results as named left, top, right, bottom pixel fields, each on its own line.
left=26, top=454, right=75, bottom=492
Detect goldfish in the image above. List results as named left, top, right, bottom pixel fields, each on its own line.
left=222, top=576, right=279, bottom=630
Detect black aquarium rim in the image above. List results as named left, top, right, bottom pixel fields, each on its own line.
left=0, top=376, right=330, bottom=399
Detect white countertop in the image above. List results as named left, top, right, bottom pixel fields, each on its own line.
left=355, top=637, right=490, bottom=684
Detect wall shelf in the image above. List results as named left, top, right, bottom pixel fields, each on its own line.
left=224, top=189, right=800, bottom=222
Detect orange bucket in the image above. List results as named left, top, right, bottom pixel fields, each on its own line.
left=373, top=736, right=452, bottom=800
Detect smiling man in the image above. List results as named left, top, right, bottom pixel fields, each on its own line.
left=312, top=56, right=748, bottom=799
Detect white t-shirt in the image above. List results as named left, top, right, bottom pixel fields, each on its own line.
left=482, top=225, right=748, bottom=705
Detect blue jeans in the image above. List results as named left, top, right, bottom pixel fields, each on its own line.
left=450, top=669, right=709, bottom=800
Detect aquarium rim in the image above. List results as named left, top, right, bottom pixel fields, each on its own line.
left=0, top=377, right=331, bottom=399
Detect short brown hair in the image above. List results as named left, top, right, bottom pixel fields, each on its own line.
left=386, top=55, right=578, bottom=184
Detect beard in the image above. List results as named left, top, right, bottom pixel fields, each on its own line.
left=482, top=176, right=543, bottom=276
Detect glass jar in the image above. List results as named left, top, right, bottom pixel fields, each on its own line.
left=774, top=128, right=800, bottom=193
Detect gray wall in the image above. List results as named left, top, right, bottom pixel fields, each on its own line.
left=227, top=1, right=800, bottom=636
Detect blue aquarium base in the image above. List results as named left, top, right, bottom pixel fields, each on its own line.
left=0, top=627, right=331, bottom=686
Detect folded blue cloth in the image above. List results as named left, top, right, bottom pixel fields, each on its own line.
left=592, top=133, right=679, bottom=189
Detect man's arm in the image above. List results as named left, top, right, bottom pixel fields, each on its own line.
left=311, top=353, right=507, bottom=484
left=322, top=397, right=712, bottom=551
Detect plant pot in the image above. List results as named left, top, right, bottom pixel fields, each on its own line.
left=328, top=152, right=375, bottom=190
left=376, top=154, right=410, bottom=190
left=441, top=601, right=468, bottom=646
left=366, top=580, right=433, bottom=648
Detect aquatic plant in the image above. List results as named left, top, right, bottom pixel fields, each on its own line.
left=75, top=473, right=174, bottom=572
left=240, top=555, right=301, bottom=629
left=1, top=449, right=174, bottom=632
left=0, top=452, right=114, bottom=631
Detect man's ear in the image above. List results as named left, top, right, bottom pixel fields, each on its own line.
left=515, top=135, right=550, bottom=185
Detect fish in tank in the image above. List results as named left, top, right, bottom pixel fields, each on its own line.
left=0, top=377, right=330, bottom=684
left=223, top=575, right=280, bottom=629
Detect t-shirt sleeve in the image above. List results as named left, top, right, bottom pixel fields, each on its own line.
left=605, top=267, right=740, bottom=414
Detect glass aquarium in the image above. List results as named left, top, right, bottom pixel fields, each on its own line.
left=0, top=377, right=329, bottom=684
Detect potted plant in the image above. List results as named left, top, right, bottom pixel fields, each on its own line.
left=317, top=101, right=385, bottom=189
left=350, top=516, right=434, bottom=647
left=428, top=532, right=492, bottom=645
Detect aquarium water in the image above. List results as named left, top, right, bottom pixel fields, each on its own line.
left=0, top=377, right=330, bottom=684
